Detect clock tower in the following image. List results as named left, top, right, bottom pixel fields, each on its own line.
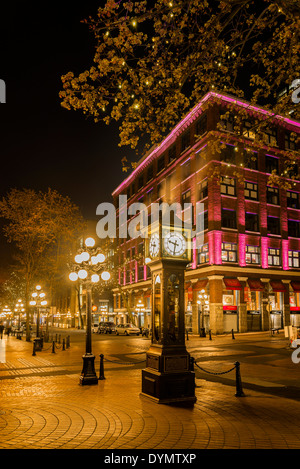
left=141, top=216, right=196, bottom=405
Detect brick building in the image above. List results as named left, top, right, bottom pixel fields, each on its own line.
left=111, top=91, right=300, bottom=334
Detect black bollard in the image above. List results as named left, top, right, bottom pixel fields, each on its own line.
left=209, top=330, right=212, bottom=340
left=190, top=356, right=195, bottom=371
left=62, top=338, right=65, bottom=351
left=99, top=354, right=105, bottom=380
left=32, top=340, right=36, bottom=356
left=52, top=341, right=55, bottom=353
left=234, top=361, right=245, bottom=397
left=232, top=329, right=235, bottom=340
left=186, top=329, right=189, bottom=341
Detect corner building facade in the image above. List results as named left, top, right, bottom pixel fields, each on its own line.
left=112, top=92, right=300, bottom=335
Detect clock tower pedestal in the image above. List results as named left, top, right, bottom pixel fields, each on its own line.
left=141, top=258, right=196, bottom=405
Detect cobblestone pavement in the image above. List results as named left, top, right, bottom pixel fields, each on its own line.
left=1, top=333, right=300, bottom=450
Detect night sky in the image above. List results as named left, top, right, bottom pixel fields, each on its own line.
left=0, top=1, right=133, bottom=222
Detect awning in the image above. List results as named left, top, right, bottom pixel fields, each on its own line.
left=291, top=282, right=300, bottom=292
left=247, top=279, right=264, bottom=291
left=223, top=279, right=242, bottom=290
left=270, top=280, right=286, bottom=292
left=192, top=279, right=208, bottom=290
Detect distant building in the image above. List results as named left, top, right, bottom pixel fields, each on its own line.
left=111, top=91, right=300, bottom=334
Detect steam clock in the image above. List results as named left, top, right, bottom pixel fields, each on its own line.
left=141, top=218, right=196, bottom=405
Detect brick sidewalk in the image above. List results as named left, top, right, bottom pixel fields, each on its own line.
left=1, top=334, right=300, bottom=450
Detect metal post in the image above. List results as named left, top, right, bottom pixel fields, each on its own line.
left=209, top=330, right=212, bottom=340
left=234, top=361, right=245, bottom=397
left=99, top=354, right=105, bottom=380
left=80, top=285, right=98, bottom=385
left=232, top=328, right=235, bottom=339
left=52, top=340, right=55, bottom=353
left=62, top=338, right=65, bottom=351
left=32, top=340, right=36, bottom=356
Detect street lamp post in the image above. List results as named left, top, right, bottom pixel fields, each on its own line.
left=14, top=299, right=25, bottom=338
left=197, top=289, right=209, bottom=337
left=69, top=237, right=110, bottom=386
left=29, top=285, right=47, bottom=348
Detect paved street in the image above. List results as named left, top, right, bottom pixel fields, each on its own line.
left=1, top=329, right=300, bottom=453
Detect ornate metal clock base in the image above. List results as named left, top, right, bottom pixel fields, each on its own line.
left=79, top=353, right=99, bottom=385
left=141, top=347, right=196, bottom=405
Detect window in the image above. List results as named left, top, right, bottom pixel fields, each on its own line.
left=267, top=216, right=280, bottom=235
left=138, top=175, right=144, bottom=190
left=285, top=132, right=297, bottom=151
left=198, top=179, right=208, bottom=200
left=245, top=213, right=259, bottom=232
left=263, top=127, right=277, bottom=146
left=243, top=149, right=258, bottom=170
left=221, top=176, right=236, bottom=196
left=181, top=129, right=191, bottom=152
left=243, top=121, right=255, bottom=139
left=147, top=189, right=153, bottom=204
left=220, top=144, right=236, bottom=164
left=222, top=242, right=237, bottom=262
left=286, top=163, right=298, bottom=180
left=195, top=113, right=207, bottom=137
left=182, top=189, right=191, bottom=205
left=182, top=159, right=191, bottom=179
left=146, top=164, right=153, bottom=182
left=221, top=113, right=235, bottom=132
left=289, top=250, right=300, bottom=268
left=196, top=210, right=208, bottom=231
left=138, top=242, right=143, bottom=255
left=157, top=154, right=165, bottom=173
left=288, top=219, right=300, bottom=238
left=222, top=209, right=237, bottom=229
left=287, top=191, right=299, bottom=209
left=138, top=264, right=144, bottom=281
left=244, top=181, right=258, bottom=200
left=246, top=245, right=260, bottom=264
left=157, top=181, right=165, bottom=200
left=267, top=186, right=279, bottom=205
left=265, top=155, right=279, bottom=174
left=268, top=248, right=281, bottom=266
left=198, top=243, right=209, bottom=264
left=168, top=144, right=177, bottom=163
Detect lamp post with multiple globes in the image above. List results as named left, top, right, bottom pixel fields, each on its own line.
left=69, top=237, right=111, bottom=385
left=14, top=299, right=25, bottom=338
left=29, top=285, right=47, bottom=342
left=197, top=289, right=209, bottom=337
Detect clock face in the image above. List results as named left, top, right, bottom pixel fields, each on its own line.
left=149, top=233, right=160, bottom=258
left=164, top=232, right=186, bottom=257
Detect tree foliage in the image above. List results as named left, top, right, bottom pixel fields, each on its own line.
left=60, top=0, right=300, bottom=159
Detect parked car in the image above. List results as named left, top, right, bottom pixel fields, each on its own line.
left=92, top=323, right=99, bottom=333
left=98, top=322, right=116, bottom=334
left=115, top=323, right=140, bottom=336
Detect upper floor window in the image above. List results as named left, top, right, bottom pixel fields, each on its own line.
left=222, top=242, right=237, bottom=262
left=182, top=189, right=191, bottom=205
left=196, top=210, right=208, bottom=231
left=265, top=155, right=279, bottom=174
left=195, top=113, right=207, bottom=137
left=243, top=149, right=258, bottom=170
left=157, top=154, right=165, bottom=173
left=138, top=175, right=144, bottom=190
left=244, top=181, right=258, bottom=200
left=222, top=209, right=237, bottom=229
left=289, top=250, right=300, bottom=268
left=220, top=144, right=236, bottom=164
left=221, top=176, right=236, bottom=196
left=246, top=245, right=260, bottom=264
left=182, top=159, right=191, bottom=180
left=286, top=162, right=299, bottom=180
left=285, top=132, right=297, bottom=151
left=267, top=186, right=279, bottom=205
left=168, top=144, right=177, bottom=163
left=287, top=190, right=299, bottom=209
left=245, top=212, right=259, bottom=232
left=198, top=243, right=209, bottom=264
left=267, top=216, right=280, bottom=235
left=146, top=164, right=154, bottom=182
left=288, top=219, right=300, bottom=238
left=243, top=121, right=255, bottom=139
left=198, top=179, right=208, bottom=200
left=181, top=129, right=191, bottom=153
left=221, top=112, right=235, bottom=132
left=268, top=248, right=281, bottom=266
left=263, top=127, right=277, bottom=147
